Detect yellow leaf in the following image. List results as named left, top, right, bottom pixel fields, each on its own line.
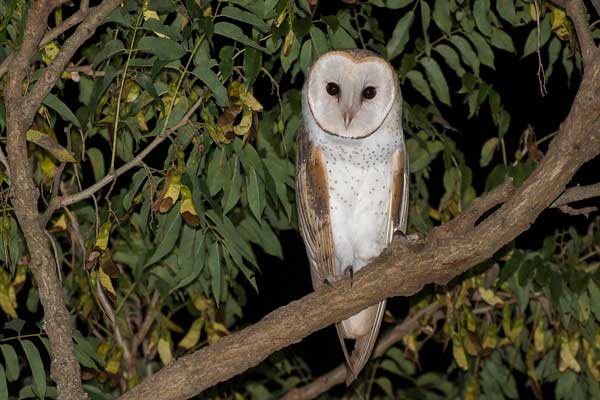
left=559, top=333, right=581, bottom=372
left=158, top=337, right=173, bottom=365
left=464, top=376, right=479, bottom=400
left=143, top=10, right=160, bottom=21
left=27, top=130, right=76, bottom=163
left=180, top=186, right=200, bottom=227
left=452, top=336, right=469, bottom=370
left=0, top=269, right=17, bottom=317
left=52, top=213, right=69, bottom=231
left=164, top=317, right=185, bottom=334
left=534, top=321, right=545, bottom=353
left=551, top=7, right=567, bottom=30
left=42, top=42, right=60, bottom=65
left=98, top=267, right=116, bottom=300
left=482, top=324, right=499, bottom=350
left=125, top=82, right=141, bottom=103
left=479, top=287, right=504, bottom=307
left=12, top=265, right=27, bottom=288
left=282, top=30, right=295, bottom=56
left=105, top=348, right=122, bottom=374
left=233, top=107, right=253, bottom=136
left=40, top=155, right=57, bottom=179
left=159, top=172, right=181, bottom=213
left=95, top=221, right=112, bottom=250
left=239, top=91, right=263, bottom=112
left=194, top=296, right=212, bottom=312
left=178, top=318, right=204, bottom=350
left=136, top=112, right=149, bottom=132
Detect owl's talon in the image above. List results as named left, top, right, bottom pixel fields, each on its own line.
left=344, top=265, right=354, bottom=288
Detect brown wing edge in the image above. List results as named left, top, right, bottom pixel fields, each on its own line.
left=295, top=125, right=336, bottom=290
left=344, top=143, right=409, bottom=385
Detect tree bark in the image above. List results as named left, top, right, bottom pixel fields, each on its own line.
left=4, top=1, right=123, bottom=398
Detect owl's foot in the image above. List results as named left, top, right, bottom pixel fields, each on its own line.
left=394, top=228, right=422, bottom=245
left=344, top=265, right=354, bottom=288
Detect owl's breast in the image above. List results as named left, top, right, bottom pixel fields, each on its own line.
left=319, top=136, right=400, bottom=273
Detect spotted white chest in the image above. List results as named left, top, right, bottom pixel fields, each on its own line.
left=317, top=132, right=401, bottom=275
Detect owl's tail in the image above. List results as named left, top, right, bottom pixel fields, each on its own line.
left=335, top=299, right=387, bottom=385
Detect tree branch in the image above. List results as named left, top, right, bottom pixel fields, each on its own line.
left=4, top=1, right=123, bottom=399
left=0, top=1, right=90, bottom=79
left=555, top=0, right=600, bottom=68
left=119, top=41, right=600, bottom=398
left=552, top=183, right=600, bottom=207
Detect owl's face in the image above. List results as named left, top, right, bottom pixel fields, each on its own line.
left=306, top=50, right=398, bottom=139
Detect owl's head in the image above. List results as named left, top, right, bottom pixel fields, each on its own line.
left=305, top=50, right=398, bottom=139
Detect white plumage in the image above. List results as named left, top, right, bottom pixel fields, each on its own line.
left=296, top=49, right=409, bottom=382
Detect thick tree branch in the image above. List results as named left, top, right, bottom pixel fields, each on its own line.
left=4, top=1, right=123, bottom=399
left=120, top=40, right=600, bottom=398
left=0, top=1, right=90, bottom=80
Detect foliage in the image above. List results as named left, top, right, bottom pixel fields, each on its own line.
left=0, top=0, right=598, bottom=399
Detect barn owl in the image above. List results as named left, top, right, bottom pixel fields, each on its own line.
left=296, top=49, right=409, bottom=383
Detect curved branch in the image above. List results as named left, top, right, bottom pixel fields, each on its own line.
left=119, top=48, right=600, bottom=399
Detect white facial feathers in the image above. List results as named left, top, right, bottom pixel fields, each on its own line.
left=306, top=51, right=398, bottom=139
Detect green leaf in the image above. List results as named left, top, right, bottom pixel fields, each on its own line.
left=21, top=340, right=46, bottom=399
left=214, top=22, right=270, bottom=53
left=43, top=94, right=81, bottom=128
left=468, top=31, right=495, bottom=69
left=406, top=70, right=433, bottom=103
left=386, top=11, right=414, bottom=60
left=386, top=0, right=414, bottom=9
left=329, top=27, right=356, bottom=50
left=300, top=39, right=313, bottom=74
left=496, top=0, right=517, bottom=25
left=480, top=137, right=498, bottom=167
left=243, top=46, right=262, bottom=86
left=86, top=148, right=106, bottom=182
left=191, top=66, right=229, bottom=107
left=473, top=0, right=492, bottom=36
left=434, top=44, right=466, bottom=77
left=523, top=14, right=552, bottom=58
left=433, top=0, right=452, bottom=35
left=137, top=37, right=187, bottom=61
left=450, top=35, right=480, bottom=75
left=26, top=130, right=76, bottom=163
left=1, top=344, right=19, bottom=381
left=208, top=241, right=222, bottom=304
left=122, top=169, right=147, bottom=210
left=490, top=27, right=516, bottom=53
left=221, top=6, right=270, bottom=32
left=247, top=168, right=265, bottom=220
left=144, top=204, right=182, bottom=268
left=92, top=39, right=125, bottom=66
left=420, top=57, right=451, bottom=106
left=309, top=26, right=329, bottom=56
left=222, top=157, right=243, bottom=214
left=0, top=365, right=6, bottom=400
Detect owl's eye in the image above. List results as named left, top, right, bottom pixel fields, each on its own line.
left=362, top=86, right=376, bottom=100
left=326, top=82, right=340, bottom=96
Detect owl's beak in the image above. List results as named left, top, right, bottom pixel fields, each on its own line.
left=340, top=93, right=360, bottom=129
left=343, top=110, right=355, bottom=129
